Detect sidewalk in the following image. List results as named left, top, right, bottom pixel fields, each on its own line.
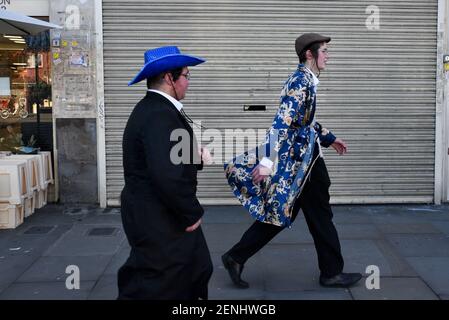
left=0, top=203, right=448, bottom=300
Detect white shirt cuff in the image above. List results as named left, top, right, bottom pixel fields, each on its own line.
left=259, top=157, right=274, bottom=170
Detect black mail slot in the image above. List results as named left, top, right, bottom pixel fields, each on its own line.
left=243, top=105, right=266, bottom=111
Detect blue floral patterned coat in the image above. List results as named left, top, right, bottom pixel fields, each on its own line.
left=224, top=65, right=336, bottom=227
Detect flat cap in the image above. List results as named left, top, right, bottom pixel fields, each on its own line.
left=295, top=33, right=331, bottom=57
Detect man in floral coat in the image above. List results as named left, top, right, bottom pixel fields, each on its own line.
left=222, top=33, right=362, bottom=289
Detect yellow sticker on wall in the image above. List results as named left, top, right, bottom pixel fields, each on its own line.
left=72, top=41, right=78, bottom=47
left=445, top=63, right=449, bottom=72
left=62, top=40, right=68, bottom=47
left=444, top=55, right=449, bottom=71
left=53, top=52, right=60, bottom=60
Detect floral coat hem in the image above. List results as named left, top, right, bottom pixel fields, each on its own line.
left=223, top=65, right=336, bottom=228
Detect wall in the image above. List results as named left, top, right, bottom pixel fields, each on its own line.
left=49, top=0, right=98, bottom=203
left=56, top=118, right=97, bottom=203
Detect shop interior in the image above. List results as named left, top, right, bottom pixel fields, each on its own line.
left=0, top=30, right=52, bottom=153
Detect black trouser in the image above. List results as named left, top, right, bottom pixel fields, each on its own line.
left=227, top=145, right=344, bottom=277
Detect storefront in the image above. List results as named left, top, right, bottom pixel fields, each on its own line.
left=0, top=38, right=52, bottom=146
left=0, top=1, right=55, bottom=197
left=100, top=0, right=448, bottom=206
left=2, top=1, right=102, bottom=205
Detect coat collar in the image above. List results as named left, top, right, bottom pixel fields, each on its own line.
left=298, top=64, right=319, bottom=86
left=147, top=89, right=183, bottom=111
left=144, top=91, right=193, bottom=132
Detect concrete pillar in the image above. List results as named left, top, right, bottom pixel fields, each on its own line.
left=49, top=0, right=99, bottom=204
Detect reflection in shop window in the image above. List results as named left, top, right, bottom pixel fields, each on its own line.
left=0, top=29, right=52, bottom=154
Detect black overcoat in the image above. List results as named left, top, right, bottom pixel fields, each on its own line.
left=117, top=91, right=212, bottom=300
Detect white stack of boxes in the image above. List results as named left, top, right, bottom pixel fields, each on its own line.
left=36, top=151, right=54, bottom=208
left=0, top=151, right=54, bottom=229
left=0, top=159, right=27, bottom=229
left=6, top=155, right=40, bottom=217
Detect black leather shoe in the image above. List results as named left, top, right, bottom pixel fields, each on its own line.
left=319, top=272, right=363, bottom=288
left=221, top=253, right=249, bottom=289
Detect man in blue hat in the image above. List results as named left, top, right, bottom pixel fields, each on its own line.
left=118, top=46, right=213, bottom=300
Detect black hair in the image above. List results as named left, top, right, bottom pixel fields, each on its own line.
left=146, top=67, right=184, bottom=89
left=298, top=42, right=323, bottom=64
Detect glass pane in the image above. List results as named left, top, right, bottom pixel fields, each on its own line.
left=0, top=29, right=52, bottom=154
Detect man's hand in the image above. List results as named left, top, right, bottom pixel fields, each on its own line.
left=251, top=164, right=272, bottom=184
left=200, top=147, right=213, bottom=165
left=185, top=218, right=202, bottom=232
left=331, top=138, right=348, bottom=155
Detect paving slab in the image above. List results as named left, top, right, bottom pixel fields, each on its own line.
left=431, top=221, right=449, bottom=236
left=0, top=281, right=96, bottom=300
left=405, top=205, right=449, bottom=216
left=88, top=275, right=118, bottom=300
left=75, top=212, right=123, bottom=225
left=23, top=204, right=94, bottom=226
left=369, top=214, right=427, bottom=225
left=335, top=223, right=382, bottom=240
left=43, top=224, right=125, bottom=257
left=260, top=244, right=321, bottom=291
left=376, top=223, right=442, bottom=234
left=264, top=289, right=352, bottom=300
left=0, top=229, right=16, bottom=245
left=16, top=255, right=113, bottom=283
left=406, top=257, right=449, bottom=296
left=268, top=221, right=314, bottom=244
left=385, top=234, right=449, bottom=257
left=203, top=206, right=254, bottom=224
left=62, top=206, right=96, bottom=216
left=24, top=212, right=82, bottom=225
left=373, top=240, right=418, bottom=277
left=209, top=252, right=265, bottom=300
left=0, top=225, right=71, bottom=256
left=340, top=240, right=393, bottom=276
left=349, top=277, right=439, bottom=300
left=332, top=212, right=374, bottom=224
left=0, top=252, right=40, bottom=295
left=202, top=223, right=254, bottom=253
left=103, top=244, right=130, bottom=275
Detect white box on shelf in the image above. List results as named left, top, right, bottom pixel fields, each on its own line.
left=36, top=189, right=47, bottom=209
left=38, top=151, right=54, bottom=186
left=25, top=197, right=33, bottom=217
left=6, top=155, right=42, bottom=194
left=1, top=157, right=38, bottom=216
left=0, top=202, right=24, bottom=229
left=0, top=160, right=28, bottom=205
left=32, top=153, right=47, bottom=190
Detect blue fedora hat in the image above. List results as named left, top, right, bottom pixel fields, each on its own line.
left=128, top=46, right=205, bottom=86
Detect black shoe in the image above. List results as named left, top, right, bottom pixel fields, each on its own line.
left=221, top=253, right=249, bottom=289
left=319, top=272, right=363, bottom=288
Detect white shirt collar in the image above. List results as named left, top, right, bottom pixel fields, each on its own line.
left=148, top=89, right=183, bottom=111
left=304, top=66, right=320, bottom=86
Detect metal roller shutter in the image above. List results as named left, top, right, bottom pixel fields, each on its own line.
left=102, top=0, right=437, bottom=206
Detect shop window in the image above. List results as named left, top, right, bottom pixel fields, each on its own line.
left=0, top=29, right=52, bottom=154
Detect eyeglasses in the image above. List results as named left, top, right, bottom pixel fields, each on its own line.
left=180, top=72, right=191, bottom=80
